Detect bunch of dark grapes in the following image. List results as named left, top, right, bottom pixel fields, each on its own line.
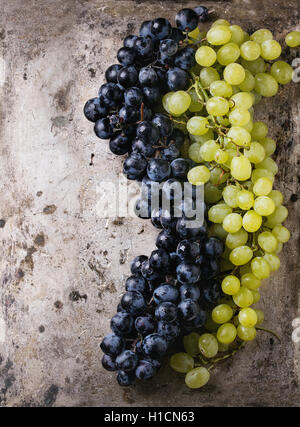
left=83, top=7, right=225, bottom=387
left=100, top=219, right=224, bottom=386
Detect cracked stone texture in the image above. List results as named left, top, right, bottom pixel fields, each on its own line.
left=0, top=0, right=299, bottom=407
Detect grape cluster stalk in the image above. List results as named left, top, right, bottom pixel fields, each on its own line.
left=83, top=6, right=299, bottom=389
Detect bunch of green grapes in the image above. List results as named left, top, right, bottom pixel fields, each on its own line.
left=166, top=19, right=296, bottom=390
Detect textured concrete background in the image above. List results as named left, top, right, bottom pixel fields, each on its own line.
left=0, top=0, right=299, bottom=407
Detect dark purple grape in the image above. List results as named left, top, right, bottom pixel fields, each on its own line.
left=135, top=316, right=156, bottom=336
left=111, top=312, right=134, bottom=336
left=151, top=18, right=172, bottom=40
left=130, top=255, right=148, bottom=275
left=175, top=8, right=199, bottom=32
left=102, top=354, right=117, bottom=371
left=83, top=97, right=108, bottom=122
left=117, top=47, right=136, bottom=65
left=105, top=64, right=123, bottom=83
left=100, top=333, right=125, bottom=357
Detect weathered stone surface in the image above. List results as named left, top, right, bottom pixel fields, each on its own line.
left=0, top=0, right=299, bottom=407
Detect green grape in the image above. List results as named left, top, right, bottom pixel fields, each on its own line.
left=270, top=61, right=294, bottom=84
left=217, top=42, right=240, bottom=65
left=229, top=25, right=245, bottom=45
left=209, top=167, right=229, bottom=184
left=251, top=289, right=261, bottom=304
left=276, top=243, right=283, bottom=254
left=251, top=168, right=274, bottom=184
left=255, top=73, right=278, bottom=97
left=243, top=180, right=254, bottom=191
left=233, top=286, right=254, bottom=308
left=217, top=323, right=237, bottom=344
left=189, top=88, right=203, bottom=112
left=198, top=333, right=219, bottom=357
left=200, top=67, right=220, bottom=87
left=238, top=307, right=258, bottom=328
left=237, top=325, right=257, bottom=341
left=190, top=128, right=215, bottom=143
left=206, top=96, right=230, bottom=116
left=214, top=149, right=228, bottom=164
left=251, top=121, right=268, bottom=140
left=229, top=245, right=253, bottom=266
left=187, top=116, right=209, bottom=135
left=244, top=142, right=266, bottom=164
left=227, top=126, right=251, bottom=147
left=240, top=40, right=261, bottom=60
left=184, top=332, right=200, bottom=357
left=189, top=142, right=203, bottom=163
left=222, top=275, right=241, bottom=295
left=217, top=116, right=230, bottom=126
left=241, top=57, right=267, bottom=75
left=231, top=85, right=241, bottom=95
left=236, top=190, right=254, bottom=210
left=207, top=25, right=232, bottom=45
left=188, top=27, right=201, bottom=40
left=185, top=367, right=210, bottom=389
left=195, top=45, right=217, bottom=67
left=230, top=91, right=253, bottom=109
left=272, top=224, right=290, bottom=243
left=200, top=140, right=219, bottom=161
left=226, top=229, right=248, bottom=249
left=162, top=91, right=174, bottom=114
left=224, top=63, right=246, bottom=85
left=242, top=120, right=254, bottom=133
left=222, top=185, right=240, bottom=207
left=188, top=165, right=210, bottom=185
left=239, top=69, right=255, bottom=92
left=205, top=183, right=223, bottom=204
left=263, top=253, right=280, bottom=272
left=250, top=28, right=273, bottom=44
left=285, top=31, right=300, bottom=47
left=242, top=210, right=262, bottom=232
left=252, top=91, right=262, bottom=105
left=223, top=213, right=243, bottom=233
left=210, top=80, right=233, bottom=97
left=222, top=246, right=232, bottom=261
left=218, top=342, right=230, bottom=352
left=212, top=19, right=230, bottom=27
left=268, top=190, right=283, bottom=207
left=208, top=203, right=232, bottom=223
left=260, top=137, right=276, bottom=156
left=170, top=352, right=194, bottom=373
left=241, top=272, right=261, bottom=290
left=254, top=196, right=275, bottom=216
left=229, top=108, right=251, bottom=126
left=221, top=258, right=235, bottom=271
left=261, top=39, right=282, bottom=60
left=251, top=257, right=271, bottom=279
left=254, top=309, right=264, bottom=325
left=233, top=315, right=240, bottom=326
left=258, top=231, right=278, bottom=252
left=205, top=315, right=219, bottom=333
left=231, top=156, right=252, bottom=181
left=224, top=148, right=237, bottom=168
left=210, top=223, right=228, bottom=240
left=168, top=91, right=191, bottom=116
left=212, top=304, right=234, bottom=324
left=264, top=205, right=288, bottom=227
left=256, top=157, right=278, bottom=175
left=253, top=177, right=273, bottom=196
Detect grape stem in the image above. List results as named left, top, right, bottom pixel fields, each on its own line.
left=256, top=326, right=281, bottom=342
left=207, top=342, right=246, bottom=371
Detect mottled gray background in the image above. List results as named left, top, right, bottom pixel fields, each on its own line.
left=0, top=0, right=299, bottom=407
